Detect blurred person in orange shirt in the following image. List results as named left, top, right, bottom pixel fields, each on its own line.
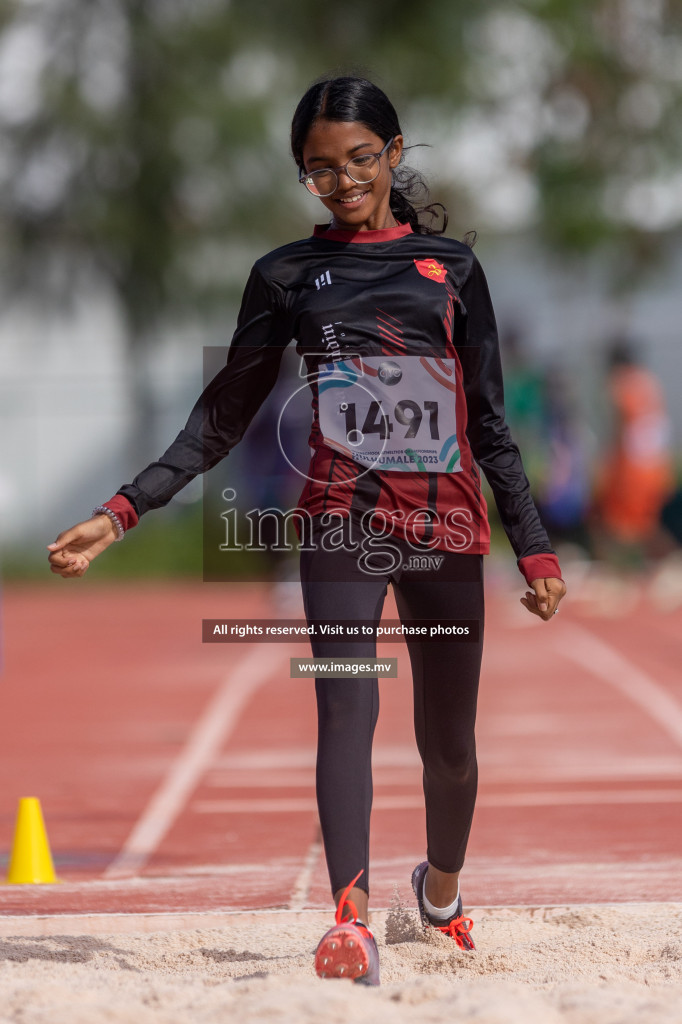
left=593, top=339, right=675, bottom=566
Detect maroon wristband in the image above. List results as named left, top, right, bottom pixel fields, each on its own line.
left=518, top=553, right=563, bottom=587
left=100, top=494, right=139, bottom=533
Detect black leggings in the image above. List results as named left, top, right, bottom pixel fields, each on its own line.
left=299, top=518, right=484, bottom=896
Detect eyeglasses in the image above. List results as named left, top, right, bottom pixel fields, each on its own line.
left=299, top=137, right=395, bottom=197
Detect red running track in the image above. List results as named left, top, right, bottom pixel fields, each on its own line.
left=1, top=573, right=681, bottom=917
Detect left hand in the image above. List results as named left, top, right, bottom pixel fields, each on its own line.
left=520, top=577, right=566, bottom=621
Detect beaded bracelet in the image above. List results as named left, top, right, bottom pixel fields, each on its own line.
left=92, top=505, right=125, bottom=541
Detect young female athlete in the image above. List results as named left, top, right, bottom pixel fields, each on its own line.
left=48, top=77, right=566, bottom=986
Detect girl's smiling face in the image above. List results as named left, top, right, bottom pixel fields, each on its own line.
left=301, top=119, right=403, bottom=232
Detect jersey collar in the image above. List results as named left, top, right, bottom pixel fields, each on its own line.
left=312, top=222, right=413, bottom=244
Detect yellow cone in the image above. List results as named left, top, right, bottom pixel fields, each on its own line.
left=6, top=797, right=58, bottom=884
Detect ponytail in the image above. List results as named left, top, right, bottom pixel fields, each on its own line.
left=390, top=163, right=448, bottom=236
left=389, top=186, right=420, bottom=233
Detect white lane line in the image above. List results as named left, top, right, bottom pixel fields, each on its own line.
left=104, top=645, right=286, bottom=879
left=558, top=621, right=682, bottom=749
left=207, top=754, right=682, bottom=783
left=195, top=797, right=320, bottom=813
left=289, top=827, right=324, bottom=911
left=479, top=789, right=682, bottom=806
left=192, top=789, right=682, bottom=813
left=210, top=745, right=420, bottom=769
left=204, top=768, right=421, bottom=788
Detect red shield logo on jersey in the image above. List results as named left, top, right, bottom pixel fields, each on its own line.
left=414, top=258, right=447, bottom=283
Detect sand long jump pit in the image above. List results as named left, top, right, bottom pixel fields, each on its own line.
left=1, top=902, right=681, bottom=1023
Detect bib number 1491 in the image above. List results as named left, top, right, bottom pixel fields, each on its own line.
left=341, top=399, right=440, bottom=441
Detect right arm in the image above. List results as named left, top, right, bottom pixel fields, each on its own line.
left=48, top=264, right=291, bottom=578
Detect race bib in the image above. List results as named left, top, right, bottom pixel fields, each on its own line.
left=317, top=355, right=461, bottom=473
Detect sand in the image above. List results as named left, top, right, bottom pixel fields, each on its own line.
left=1, top=900, right=681, bottom=1023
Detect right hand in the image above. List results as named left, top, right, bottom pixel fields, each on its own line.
left=47, top=515, right=119, bottom=578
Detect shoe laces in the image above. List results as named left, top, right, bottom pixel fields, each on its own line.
left=435, top=914, right=475, bottom=949
left=335, top=869, right=373, bottom=940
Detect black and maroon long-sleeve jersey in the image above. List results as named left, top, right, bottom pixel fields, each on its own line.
left=106, top=222, right=561, bottom=584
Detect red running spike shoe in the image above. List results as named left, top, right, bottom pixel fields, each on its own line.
left=411, top=861, right=475, bottom=950
left=314, top=870, right=380, bottom=986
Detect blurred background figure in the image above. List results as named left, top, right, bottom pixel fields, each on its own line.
left=226, top=353, right=310, bottom=583
left=536, top=365, right=592, bottom=559
left=500, top=327, right=593, bottom=564
left=499, top=323, right=545, bottom=489
left=592, top=338, right=675, bottom=569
